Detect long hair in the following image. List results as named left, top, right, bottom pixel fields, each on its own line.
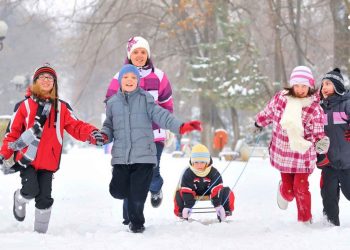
left=31, top=80, right=59, bottom=126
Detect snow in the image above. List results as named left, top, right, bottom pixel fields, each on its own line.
left=1, top=147, right=350, bottom=250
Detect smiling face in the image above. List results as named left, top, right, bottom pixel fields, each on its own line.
left=121, top=72, right=138, bottom=92
left=292, top=83, right=310, bottom=98
left=130, top=48, right=148, bottom=67
left=321, top=79, right=335, bottom=99
left=36, top=73, right=55, bottom=95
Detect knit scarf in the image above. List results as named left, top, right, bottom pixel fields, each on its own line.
left=190, top=165, right=212, bottom=177
left=280, top=96, right=313, bottom=154
left=9, top=98, right=52, bottom=167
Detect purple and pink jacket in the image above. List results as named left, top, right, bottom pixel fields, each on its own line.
left=105, top=67, right=174, bottom=142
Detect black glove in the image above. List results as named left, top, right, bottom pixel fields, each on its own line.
left=0, top=155, right=3, bottom=165
left=253, top=122, right=263, bottom=134
left=316, top=154, right=331, bottom=169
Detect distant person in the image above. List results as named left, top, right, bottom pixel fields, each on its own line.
left=105, top=36, right=174, bottom=222
left=101, top=64, right=201, bottom=233
left=254, top=66, right=329, bottom=223
left=317, top=68, right=350, bottom=226
left=174, top=144, right=235, bottom=222
left=0, top=63, right=105, bottom=233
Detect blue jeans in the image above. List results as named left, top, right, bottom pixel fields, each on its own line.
left=123, top=142, right=164, bottom=222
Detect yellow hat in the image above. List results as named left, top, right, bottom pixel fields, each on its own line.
left=191, top=144, right=210, bottom=164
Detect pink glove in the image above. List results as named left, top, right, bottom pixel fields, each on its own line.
left=215, top=205, right=226, bottom=222
left=181, top=208, right=192, bottom=220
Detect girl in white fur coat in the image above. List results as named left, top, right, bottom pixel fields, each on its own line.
left=255, top=66, right=329, bottom=223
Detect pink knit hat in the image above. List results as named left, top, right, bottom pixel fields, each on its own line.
left=289, top=66, right=315, bottom=88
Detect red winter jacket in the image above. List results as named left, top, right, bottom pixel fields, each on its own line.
left=0, top=97, right=97, bottom=172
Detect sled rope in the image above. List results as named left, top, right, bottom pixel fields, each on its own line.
left=222, top=134, right=262, bottom=206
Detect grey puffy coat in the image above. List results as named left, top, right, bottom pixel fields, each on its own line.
left=102, top=87, right=182, bottom=165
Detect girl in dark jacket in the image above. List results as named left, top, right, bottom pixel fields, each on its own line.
left=318, top=68, right=350, bottom=226
left=0, top=64, right=104, bottom=233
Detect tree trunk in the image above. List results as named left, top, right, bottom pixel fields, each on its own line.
left=230, top=106, right=240, bottom=151
left=288, top=0, right=305, bottom=65
left=268, top=0, right=288, bottom=87
left=330, top=0, right=350, bottom=74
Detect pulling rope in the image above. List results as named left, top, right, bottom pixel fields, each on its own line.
left=191, top=133, right=261, bottom=209
left=221, top=134, right=262, bottom=207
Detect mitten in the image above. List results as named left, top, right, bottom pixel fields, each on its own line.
left=316, top=154, right=331, bottom=169
left=315, top=136, right=330, bottom=154
left=215, top=205, right=226, bottom=222
left=88, top=130, right=108, bottom=146
left=181, top=208, right=192, bottom=220
left=179, top=120, right=202, bottom=135
left=345, top=129, right=350, bottom=141
left=0, top=155, right=15, bottom=175
left=253, top=122, right=263, bottom=134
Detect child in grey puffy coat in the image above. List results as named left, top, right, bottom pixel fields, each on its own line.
left=101, top=64, right=201, bottom=233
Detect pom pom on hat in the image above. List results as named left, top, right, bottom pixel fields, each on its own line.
left=118, top=64, right=141, bottom=85
left=322, top=68, right=345, bottom=95
left=126, top=36, right=150, bottom=59
left=289, top=66, right=315, bottom=88
left=33, top=63, right=57, bottom=82
left=190, top=144, right=211, bottom=164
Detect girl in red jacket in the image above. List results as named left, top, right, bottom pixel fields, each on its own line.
left=255, top=66, right=329, bottom=223
left=0, top=63, right=105, bottom=233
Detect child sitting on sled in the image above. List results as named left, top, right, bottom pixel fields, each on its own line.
left=174, top=144, right=235, bottom=222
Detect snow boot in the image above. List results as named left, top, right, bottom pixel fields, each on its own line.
left=129, top=223, right=145, bottom=233
left=13, top=189, right=31, bottom=222
left=34, top=207, right=52, bottom=234
left=150, top=190, right=163, bottom=208
left=277, top=181, right=289, bottom=210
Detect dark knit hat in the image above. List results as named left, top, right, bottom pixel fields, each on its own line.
left=33, top=63, right=57, bottom=82
left=322, top=68, right=345, bottom=95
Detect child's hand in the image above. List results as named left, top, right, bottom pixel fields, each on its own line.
left=252, top=122, right=263, bottom=134
left=316, top=154, right=331, bottom=169
left=215, top=205, right=226, bottom=222
left=179, top=120, right=202, bottom=135
left=315, top=136, right=330, bottom=154
left=181, top=208, right=192, bottom=220
left=88, top=130, right=108, bottom=146
left=0, top=155, right=15, bottom=175
left=345, top=129, right=350, bottom=141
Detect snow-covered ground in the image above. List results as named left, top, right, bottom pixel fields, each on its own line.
left=1, top=147, right=350, bottom=250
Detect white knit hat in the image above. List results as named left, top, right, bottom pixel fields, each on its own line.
left=289, top=66, right=315, bottom=88
left=126, top=36, right=150, bottom=59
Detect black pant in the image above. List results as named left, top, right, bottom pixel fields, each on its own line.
left=321, top=167, right=350, bottom=226
left=122, top=143, right=164, bottom=222
left=109, top=163, right=154, bottom=226
left=19, top=166, right=54, bottom=209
